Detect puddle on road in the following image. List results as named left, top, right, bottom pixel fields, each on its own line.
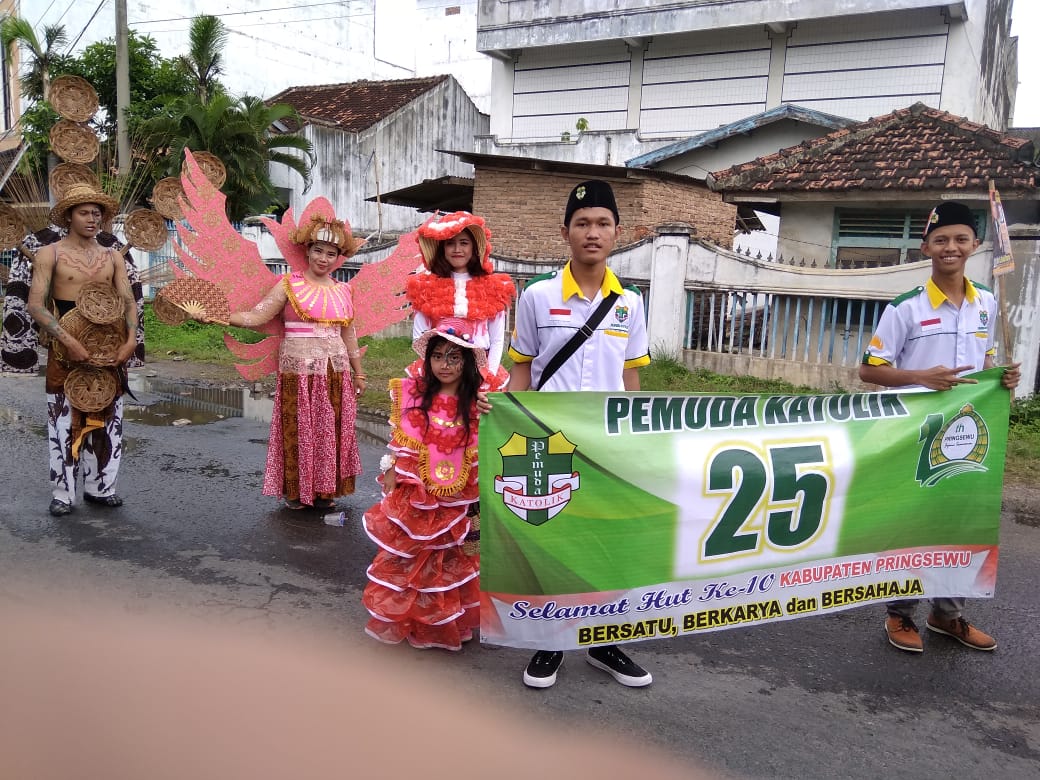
left=125, top=375, right=273, bottom=426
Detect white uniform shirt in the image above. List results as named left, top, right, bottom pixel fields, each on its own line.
left=508, top=262, right=650, bottom=392
left=862, top=277, right=996, bottom=384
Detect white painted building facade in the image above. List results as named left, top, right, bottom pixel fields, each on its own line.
left=476, top=0, right=1017, bottom=165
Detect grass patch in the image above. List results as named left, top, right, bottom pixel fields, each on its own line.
left=144, top=303, right=264, bottom=362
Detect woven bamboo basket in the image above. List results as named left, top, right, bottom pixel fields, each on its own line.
left=76, top=281, right=124, bottom=325
left=152, top=291, right=189, bottom=326
left=0, top=203, right=26, bottom=250
left=191, top=151, right=227, bottom=189
left=49, top=162, right=101, bottom=201
left=156, top=277, right=231, bottom=325
left=48, top=75, right=99, bottom=122
left=52, top=309, right=127, bottom=367
left=123, top=209, right=168, bottom=251
left=151, top=177, right=185, bottom=220
left=49, top=120, right=100, bottom=164
left=64, top=366, right=119, bottom=413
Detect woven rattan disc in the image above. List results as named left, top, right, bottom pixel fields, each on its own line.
left=65, top=366, right=119, bottom=412
left=152, top=289, right=189, bottom=325
left=49, top=162, right=101, bottom=201
left=0, top=203, right=26, bottom=250
left=191, top=151, right=227, bottom=189
left=151, top=177, right=185, bottom=220
left=52, top=309, right=126, bottom=366
left=158, top=277, right=231, bottom=325
left=76, top=281, right=124, bottom=325
left=48, top=75, right=99, bottom=122
left=124, top=208, right=167, bottom=251
left=49, top=119, right=100, bottom=164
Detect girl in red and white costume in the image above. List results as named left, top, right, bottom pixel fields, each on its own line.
left=362, top=318, right=484, bottom=650
left=407, top=211, right=515, bottom=390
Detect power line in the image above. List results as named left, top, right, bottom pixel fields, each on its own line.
left=64, top=0, right=109, bottom=54
left=130, top=0, right=475, bottom=26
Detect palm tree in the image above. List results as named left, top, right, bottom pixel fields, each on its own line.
left=145, top=93, right=314, bottom=221
left=0, top=17, right=68, bottom=101
left=175, top=15, right=228, bottom=102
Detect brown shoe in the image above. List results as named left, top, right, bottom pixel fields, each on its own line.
left=926, top=614, right=997, bottom=651
left=885, top=615, right=923, bottom=652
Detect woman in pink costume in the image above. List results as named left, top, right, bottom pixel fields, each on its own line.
left=407, top=211, right=514, bottom=390
left=226, top=215, right=366, bottom=510
left=363, top=317, right=484, bottom=650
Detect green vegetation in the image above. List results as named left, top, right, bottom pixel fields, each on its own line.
left=1007, top=395, right=1040, bottom=483
left=143, top=303, right=263, bottom=362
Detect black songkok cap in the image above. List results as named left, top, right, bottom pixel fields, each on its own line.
left=923, top=201, right=977, bottom=238
left=564, top=179, right=620, bottom=226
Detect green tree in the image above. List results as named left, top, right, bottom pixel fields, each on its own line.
left=176, top=15, right=228, bottom=102
left=145, top=93, right=314, bottom=221
left=0, top=16, right=70, bottom=101
left=69, top=32, right=195, bottom=135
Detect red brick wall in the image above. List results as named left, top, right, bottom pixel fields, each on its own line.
left=472, top=168, right=736, bottom=259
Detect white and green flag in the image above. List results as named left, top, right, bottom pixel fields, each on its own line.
left=478, top=370, right=1010, bottom=650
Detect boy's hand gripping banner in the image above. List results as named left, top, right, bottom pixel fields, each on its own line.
left=478, top=370, right=1010, bottom=650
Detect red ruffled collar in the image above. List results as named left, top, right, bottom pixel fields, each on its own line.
left=406, top=272, right=514, bottom=321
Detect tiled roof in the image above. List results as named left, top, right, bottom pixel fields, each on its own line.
left=267, top=76, right=451, bottom=132
left=711, top=102, right=1038, bottom=193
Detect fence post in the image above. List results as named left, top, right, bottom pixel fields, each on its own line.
left=648, top=224, right=694, bottom=359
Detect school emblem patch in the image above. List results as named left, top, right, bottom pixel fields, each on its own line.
left=979, top=310, right=989, bottom=327
left=615, top=305, right=629, bottom=323
left=494, top=432, right=580, bottom=525
left=915, top=404, right=990, bottom=487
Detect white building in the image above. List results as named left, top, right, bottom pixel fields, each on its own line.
left=476, top=0, right=1018, bottom=164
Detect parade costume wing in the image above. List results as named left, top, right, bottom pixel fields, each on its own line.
left=347, top=231, right=420, bottom=338
left=174, top=148, right=282, bottom=380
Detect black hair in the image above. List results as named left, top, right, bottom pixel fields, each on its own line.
left=410, top=335, right=481, bottom=446
left=429, top=228, right=487, bottom=278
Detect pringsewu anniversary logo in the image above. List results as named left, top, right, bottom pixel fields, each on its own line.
left=916, top=403, right=990, bottom=487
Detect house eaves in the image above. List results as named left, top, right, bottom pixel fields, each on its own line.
left=440, top=149, right=705, bottom=188
left=477, top=1, right=966, bottom=53
left=266, top=76, right=451, bottom=133
left=710, top=102, right=1039, bottom=202
left=626, top=104, right=856, bottom=169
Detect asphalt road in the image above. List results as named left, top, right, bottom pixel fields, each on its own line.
left=1, top=369, right=1038, bottom=779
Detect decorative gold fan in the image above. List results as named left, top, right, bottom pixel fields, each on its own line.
left=156, top=277, right=231, bottom=325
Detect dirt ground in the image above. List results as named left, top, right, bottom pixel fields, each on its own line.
left=134, top=357, right=1040, bottom=526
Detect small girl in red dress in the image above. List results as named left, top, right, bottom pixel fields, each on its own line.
left=362, top=317, right=484, bottom=650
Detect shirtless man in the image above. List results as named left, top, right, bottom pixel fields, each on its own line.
left=27, top=185, right=137, bottom=516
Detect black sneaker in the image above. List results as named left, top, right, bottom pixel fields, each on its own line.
left=523, top=650, right=564, bottom=688
left=48, top=499, right=72, bottom=517
left=586, top=645, right=653, bottom=687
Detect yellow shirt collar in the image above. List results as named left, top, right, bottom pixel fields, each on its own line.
left=561, top=261, right=624, bottom=301
left=925, top=277, right=979, bottom=309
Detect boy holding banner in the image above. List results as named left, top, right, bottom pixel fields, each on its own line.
left=507, top=179, right=653, bottom=689
left=860, top=201, right=1020, bottom=654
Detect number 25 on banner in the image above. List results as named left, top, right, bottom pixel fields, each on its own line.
left=700, top=440, right=835, bottom=562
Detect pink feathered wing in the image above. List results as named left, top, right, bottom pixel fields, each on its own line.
left=174, top=147, right=415, bottom=380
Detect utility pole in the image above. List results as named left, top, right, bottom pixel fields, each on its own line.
left=115, top=0, right=130, bottom=176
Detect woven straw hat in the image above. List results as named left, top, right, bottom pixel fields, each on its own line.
left=49, top=183, right=119, bottom=228
left=412, top=316, right=488, bottom=369
left=417, top=211, right=492, bottom=273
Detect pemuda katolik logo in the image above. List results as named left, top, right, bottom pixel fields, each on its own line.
left=494, top=432, right=580, bottom=525
left=915, top=403, right=990, bottom=487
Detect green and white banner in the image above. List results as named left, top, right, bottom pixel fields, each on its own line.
left=477, top=370, right=1010, bottom=650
